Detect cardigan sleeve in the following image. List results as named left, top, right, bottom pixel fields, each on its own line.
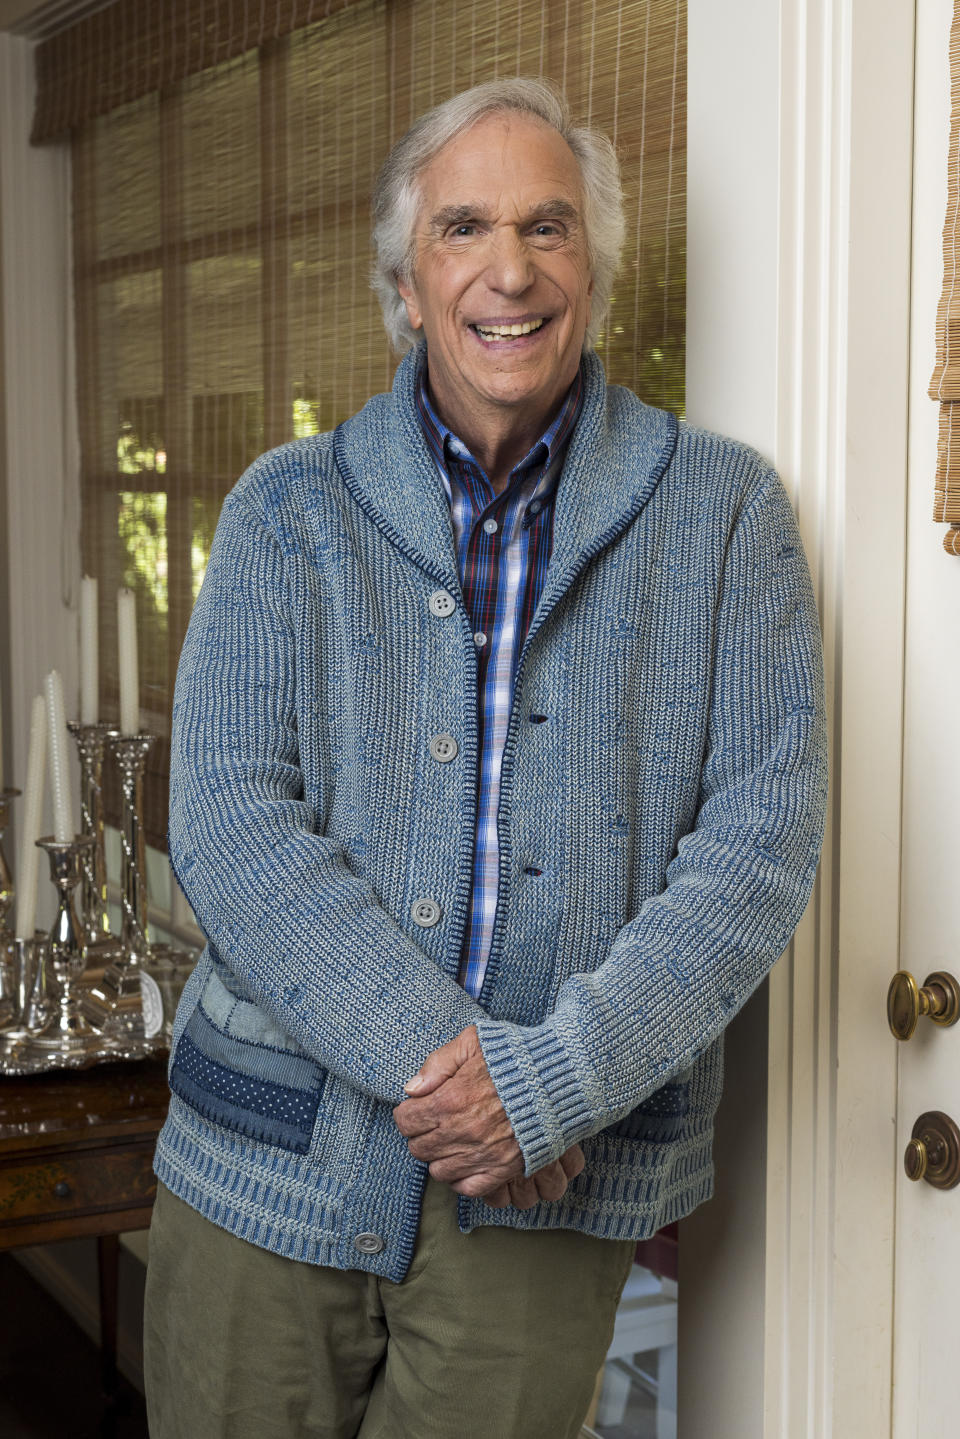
left=168, top=485, right=486, bottom=1106
left=475, top=468, right=829, bottom=1175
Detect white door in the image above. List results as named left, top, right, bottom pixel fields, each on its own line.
left=893, top=1, right=960, bottom=1430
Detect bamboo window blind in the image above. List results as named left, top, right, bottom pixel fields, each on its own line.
left=932, top=0, right=960, bottom=555
left=33, top=0, right=686, bottom=847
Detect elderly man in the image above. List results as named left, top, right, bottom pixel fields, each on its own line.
left=145, top=78, right=827, bottom=1439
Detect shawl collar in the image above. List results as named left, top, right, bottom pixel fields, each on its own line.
left=332, top=347, right=679, bottom=620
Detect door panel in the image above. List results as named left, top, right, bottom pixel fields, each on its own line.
left=894, top=2, right=960, bottom=1431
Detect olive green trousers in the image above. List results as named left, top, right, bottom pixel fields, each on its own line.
left=144, top=1179, right=635, bottom=1439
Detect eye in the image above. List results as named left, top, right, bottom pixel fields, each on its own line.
left=528, top=220, right=567, bottom=246
left=448, top=222, right=480, bottom=240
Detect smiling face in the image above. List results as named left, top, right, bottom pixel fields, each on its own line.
left=397, top=112, right=593, bottom=453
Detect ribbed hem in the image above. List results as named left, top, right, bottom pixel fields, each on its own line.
left=458, top=1125, right=715, bottom=1238
left=476, top=1018, right=600, bottom=1174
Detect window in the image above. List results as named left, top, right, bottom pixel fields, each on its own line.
left=38, top=0, right=685, bottom=845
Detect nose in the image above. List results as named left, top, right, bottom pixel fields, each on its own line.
left=483, top=227, right=535, bottom=295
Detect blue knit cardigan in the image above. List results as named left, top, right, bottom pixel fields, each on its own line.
left=156, top=348, right=827, bottom=1280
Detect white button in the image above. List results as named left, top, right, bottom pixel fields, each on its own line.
left=354, top=1232, right=385, bottom=1255
left=529, top=499, right=542, bottom=515
left=429, top=589, right=456, bottom=617
left=429, top=733, right=458, bottom=763
left=473, top=631, right=487, bottom=648
left=411, top=898, right=442, bottom=928
left=483, top=517, right=499, bottom=535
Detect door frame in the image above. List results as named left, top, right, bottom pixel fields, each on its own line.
left=682, top=1, right=915, bottom=1434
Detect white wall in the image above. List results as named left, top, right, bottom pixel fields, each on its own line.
left=684, top=1, right=915, bottom=1435
left=680, top=8, right=782, bottom=1430
left=0, top=31, right=81, bottom=898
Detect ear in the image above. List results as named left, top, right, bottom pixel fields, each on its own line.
left=397, top=277, right=423, bottom=332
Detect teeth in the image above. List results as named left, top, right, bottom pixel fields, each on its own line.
left=475, top=318, right=545, bottom=340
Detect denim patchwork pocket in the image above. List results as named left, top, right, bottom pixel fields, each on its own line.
left=169, top=964, right=325, bottom=1153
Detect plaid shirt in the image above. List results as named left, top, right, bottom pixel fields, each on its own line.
left=416, top=366, right=583, bottom=998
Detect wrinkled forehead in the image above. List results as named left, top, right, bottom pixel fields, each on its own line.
left=413, top=111, right=586, bottom=226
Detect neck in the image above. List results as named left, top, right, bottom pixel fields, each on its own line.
left=457, top=413, right=546, bottom=495
left=425, top=372, right=572, bottom=496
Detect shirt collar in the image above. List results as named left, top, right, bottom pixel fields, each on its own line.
left=414, top=358, right=584, bottom=500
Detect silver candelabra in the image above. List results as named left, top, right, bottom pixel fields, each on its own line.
left=83, top=733, right=156, bottom=1037
left=25, top=836, right=103, bottom=1058
left=0, top=726, right=198, bottom=1074
left=67, top=722, right=116, bottom=946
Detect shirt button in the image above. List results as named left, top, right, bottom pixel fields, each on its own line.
left=429, top=589, right=456, bottom=617
left=411, top=898, right=442, bottom=928
left=429, top=733, right=458, bottom=763
left=483, top=517, right=499, bottom=535
left=473, top=631, right=487, bottom=648
left=354, top=1233, right=385, bottom=1256
left=529, top=499, right=542, bottom=515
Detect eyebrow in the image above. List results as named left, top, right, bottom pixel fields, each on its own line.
left=426, top=198, right=581, bottom=235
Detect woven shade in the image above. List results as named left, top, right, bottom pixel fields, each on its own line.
left=930, top=0, right=960, bottom=547
left=31, top=0, right=353, bottom=143
left=60, top=0, right=686, bottom=847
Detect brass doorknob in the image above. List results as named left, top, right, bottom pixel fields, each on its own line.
left=886, top=970, right=960, bottom=1041
left=904, top=1111, right=960, bottom=1189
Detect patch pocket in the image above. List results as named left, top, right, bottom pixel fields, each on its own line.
left=169, top=968, right=325, bottom=1154
left=603, top=1079, right=691, bottom=1143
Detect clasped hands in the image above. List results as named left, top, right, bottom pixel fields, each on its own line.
left=392, top=1024, right=584, bottom=1210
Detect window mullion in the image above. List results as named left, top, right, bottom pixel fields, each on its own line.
left=260, top=37, right=291, bottom=451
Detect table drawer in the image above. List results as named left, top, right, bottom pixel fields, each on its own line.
left=0, top=1143, right=157, bottom=1228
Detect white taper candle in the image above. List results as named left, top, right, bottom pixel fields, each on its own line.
left=45, top=669, right=74, bottom=843
left=117, top=587, right=140, bottom=735
left=15, top=695, right=47, bottom=939
left=80, top=575, right=99, bottom=725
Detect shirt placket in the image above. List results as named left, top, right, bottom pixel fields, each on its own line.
left=457, top=465, right=543, bottom=995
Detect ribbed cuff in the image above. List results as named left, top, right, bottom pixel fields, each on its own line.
left=476, top=1019, right=599, bottom=1175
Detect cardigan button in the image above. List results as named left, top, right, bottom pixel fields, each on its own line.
left=411, top=898, right=442, bottom=928
left=429, top=589, right=456, bottom=617
left=429, top=733, right=458, bottom=763
left=354, top=1232, right=385, bottom=1256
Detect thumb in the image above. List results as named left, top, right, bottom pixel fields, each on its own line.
left=404, top=1025, right=479, bottom=1096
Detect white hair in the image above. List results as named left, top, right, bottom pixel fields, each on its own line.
left=371, top=77, right=625, bottom=353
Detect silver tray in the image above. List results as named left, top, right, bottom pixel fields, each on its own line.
left=0, top=1026, right=168, bottom=1077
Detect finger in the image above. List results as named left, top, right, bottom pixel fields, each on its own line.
left=559, top=1143, right=585, bottom=1180
left=427, top=1140, right=522, bottom=1186
left=392, top=1098, right=442, bottom=1138
left=402, top=1037, right=463, bottom=1098
left=530, top=1161, right=569, bottom=1204
left=406, top=1131, right=477, bottom=1166
left=449, top=1161, right=523, bottom=1196
left=480, top=1184, right=512, bottom=1209
left=506, top=1175, right=541, bottom=1210
left=404, top=1024, right=481, bottom=1097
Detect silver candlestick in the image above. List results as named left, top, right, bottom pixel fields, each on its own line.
left=1, top=935, right=55, bottom=1039
left=23, top=836, right=102, bottom=1057
left=82, top=733, right=155, bottom=1036
left=67, top=722, right=117, bottom=946
left=0, top=789, right=21, bottom=1030
left=114, top=733, right=154, bottom=958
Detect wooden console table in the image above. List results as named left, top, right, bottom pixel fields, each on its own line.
left=0, top=1058, right=169, bottom=1392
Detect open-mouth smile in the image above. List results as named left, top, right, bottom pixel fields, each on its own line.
left=471, top=317, right=549, bottom=343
